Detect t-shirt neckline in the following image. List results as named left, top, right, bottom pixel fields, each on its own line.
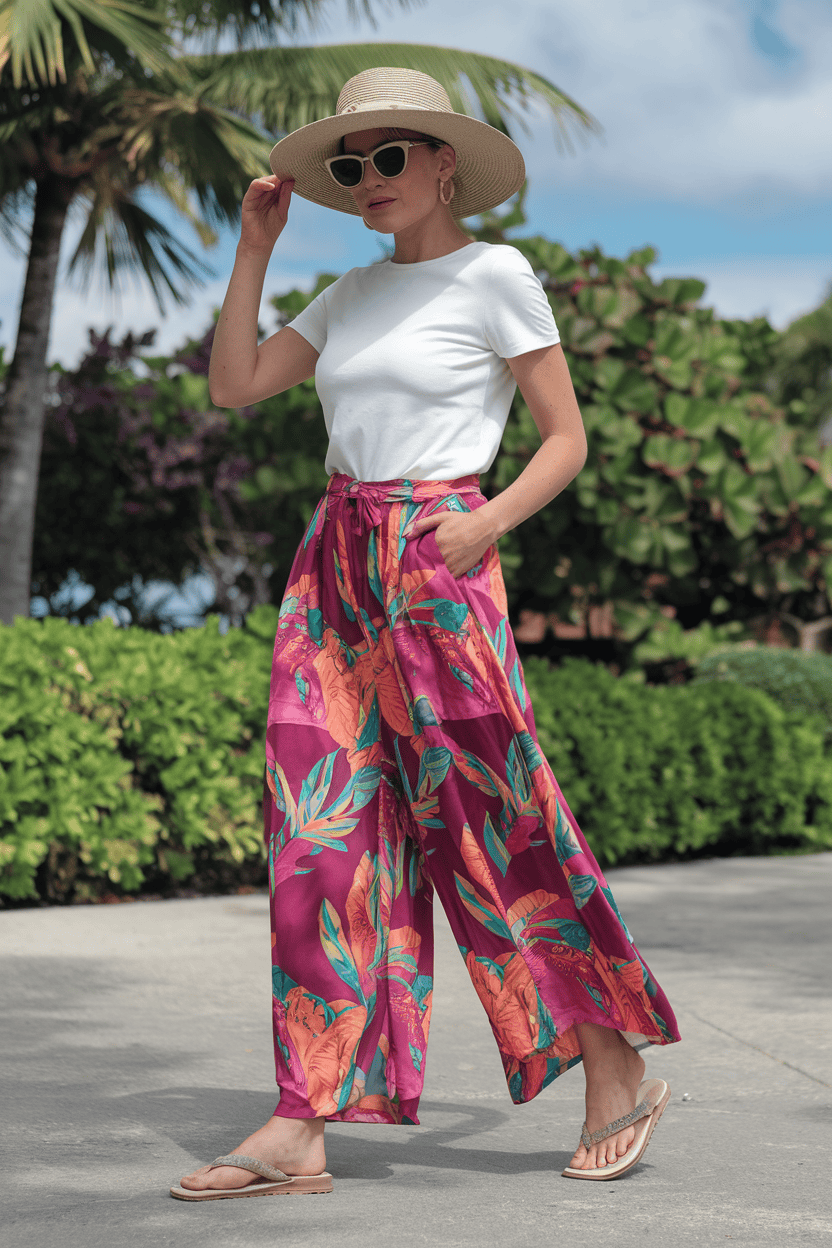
left=385, top=241, right=484, bottom=271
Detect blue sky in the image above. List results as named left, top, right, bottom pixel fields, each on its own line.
left=2, top=0, right=830, bottom=366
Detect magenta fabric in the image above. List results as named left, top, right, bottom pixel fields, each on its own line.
left=264, top=474, right=680, bottom=1125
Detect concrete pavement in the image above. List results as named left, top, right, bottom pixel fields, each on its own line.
left=2, top=853, right=831, bottom=1248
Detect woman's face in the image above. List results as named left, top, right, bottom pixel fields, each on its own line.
left=340, top=127, right=456, bottom=233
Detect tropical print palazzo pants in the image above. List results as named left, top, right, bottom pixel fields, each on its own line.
left=265, top=473, right=680, bottom=1125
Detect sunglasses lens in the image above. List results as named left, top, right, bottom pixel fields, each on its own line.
left=372, top=145, right=407, bottom=178
left=329, top=157, right=363, bottom=187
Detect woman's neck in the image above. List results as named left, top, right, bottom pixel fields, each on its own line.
left=390, top=204, right=473, bottom=265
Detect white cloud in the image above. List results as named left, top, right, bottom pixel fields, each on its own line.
left=656, top=253, right=832, bottom=326
left=312, top=0, right=832, bottom=200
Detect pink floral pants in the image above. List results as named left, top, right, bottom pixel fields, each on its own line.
left=264, top=474, right=680, bottom=1124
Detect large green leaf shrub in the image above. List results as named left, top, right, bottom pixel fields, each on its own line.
left=488, top=237, right=832, bottom=639
left=2, top=614, right=829, bottom=904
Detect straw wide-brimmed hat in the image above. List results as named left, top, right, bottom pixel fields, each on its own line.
left=268, top=67, right=526, bottom=220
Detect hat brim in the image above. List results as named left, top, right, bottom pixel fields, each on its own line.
left=269, top=109, right=525, bottom=220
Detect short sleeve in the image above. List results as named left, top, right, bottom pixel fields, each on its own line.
left=482, top=246, right=560, bottom=359
left=287, top=285, right=329, bottom=352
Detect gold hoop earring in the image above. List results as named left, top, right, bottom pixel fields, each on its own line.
left=439, top=178, right=455, bottom=206
left=363, top=217, right=375, bottom=230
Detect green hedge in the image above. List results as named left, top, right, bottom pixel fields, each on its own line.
left=0, top=609, right=275, bottom=902
left=2, top=615, right=830, bottom=904
left=528, top=657, right=832, bottom=863
left=695, top=647, right=832, bottom=730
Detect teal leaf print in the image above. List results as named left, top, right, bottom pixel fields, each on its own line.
left=567, top=873, right=598, bottom=910
left=411, top=973, right=433, bottom=1007
left=272, top=965, right=300, bottom=1002
left=409, top=1043, right=423, bottom=1072
left=552, top=919, right=592, bottom=952
left=554, top=806, right=582, bottom=865
left=358, top=607, right=379, bottom=642
left=300, top=751, right=338, bottom=822
left=417, top=746, right=453, bottom=794
left=506, top=738, right=532, bottom=805
left=492, top=618, right=508, bottom=665
left=393, top=737, right=415, bottom=803
left=450, top=664, right=475, bottom=692
left=367, top=532, right=384, bottom=606
left=473, top=953, right=505, bottom=984
left=294, top=671, right=309, bottom=704
left=355, top=695, right=380, bottom=751
left=483, top=811, right=511, bottom=877
left=302, top=498, right=325, bottom=548
left=641, top=961, right=657, bottom=998
left=412, top=695, right=440, bottom=727
left=510, top=659, right=528, bottom=710
left=516, top=730, right=543, bottom=774
left=339, top=765, right=382, bottom=813
left=581, top=981, right=605, bottom=1010
left=454, top=874, right=513, bottom=940
left=602, top=885, right=634, bottom=943
left=307, top=607, right=324, bottom=642
left=319, top=899, right=364, bottom=999
left=433, top=600, right=468, bottom=632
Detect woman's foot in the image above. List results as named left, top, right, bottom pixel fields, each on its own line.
left=568, top=1025, right=646, bottom=1172
left=178, top=1114, right=326, bottom=1193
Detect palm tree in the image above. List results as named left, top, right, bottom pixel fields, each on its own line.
left=0, top=0, right=597, bottom=624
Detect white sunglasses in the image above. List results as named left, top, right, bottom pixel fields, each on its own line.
left=324, top=140, right=434, bottom=188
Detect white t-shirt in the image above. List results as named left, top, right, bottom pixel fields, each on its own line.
left=288, top=241, right=560, bottom=482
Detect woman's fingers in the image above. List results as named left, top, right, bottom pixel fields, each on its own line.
left=407, top=512, right=446, bottom=538
left=408, top=510, right=492, bottom=578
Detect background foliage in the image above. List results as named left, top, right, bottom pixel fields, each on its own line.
left=28, top=219, right=832, bottom=662
left=3, top=609, right=831, bottom=905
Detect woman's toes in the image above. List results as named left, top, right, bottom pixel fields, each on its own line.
left=178, top=1166, right=212, bottom=1190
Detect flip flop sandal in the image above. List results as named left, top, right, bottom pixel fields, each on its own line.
left=561, top=1078, right=671, bottom=1181
left=170, top=1153, right=333, bottom=1200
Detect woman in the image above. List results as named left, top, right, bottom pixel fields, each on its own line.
left=172, top=67, right=680, bottom=1201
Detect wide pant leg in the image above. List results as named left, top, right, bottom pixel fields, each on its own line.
left=265, top=475, right=680, bottom=1125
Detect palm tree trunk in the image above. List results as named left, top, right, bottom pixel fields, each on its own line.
left=0, top=177, right=71, bottom=623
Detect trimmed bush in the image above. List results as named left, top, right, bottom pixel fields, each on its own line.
left=527, top=657, right=832, bottom=863
left=2, top=619, right=830, bottom=904
left=0, top=608, right=277, bottom=902
left=695, top=648, right=832, bottom=730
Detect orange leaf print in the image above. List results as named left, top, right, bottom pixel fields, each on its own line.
left=507, top=890, right=561, bottom=931
left=465, top=951, right=541, bottom=1060
left=283, top=988, right=367, bottom=1117
left=313, top=627, right=360, bottom=751
left=345, top=852, right=378, bottom=985
left=459, top=821, right=504, bottom=900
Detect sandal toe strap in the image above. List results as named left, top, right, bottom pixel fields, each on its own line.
left=580, top=1097, right=653, bottom=1149
left=210, top=1154, right=290, bottom=1183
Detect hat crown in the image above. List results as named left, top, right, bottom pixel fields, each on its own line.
left=336, top=68, right=454, bottom=118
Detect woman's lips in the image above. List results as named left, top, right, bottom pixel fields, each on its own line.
left=366, top=197, right=396, bottom=209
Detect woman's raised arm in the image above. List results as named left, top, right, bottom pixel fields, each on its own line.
left=209, top=176, right=320, bottom=409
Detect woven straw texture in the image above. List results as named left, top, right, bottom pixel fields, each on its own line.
left=269, top=68, right=525, bottom=220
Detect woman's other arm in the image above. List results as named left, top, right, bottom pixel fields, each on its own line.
left=209, top=175, right=320, bottom=408
left=410, top=342, right=587, bottom=577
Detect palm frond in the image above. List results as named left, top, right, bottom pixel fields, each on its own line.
left=0, top=0, right=175, bottom=88
left=66, top=184, right=214, bottom=310
left=187, top=41, right=599, bottom=151
left=107, top=86, right=271, bottom=225
left=167, top=0, right=421, bottom=51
